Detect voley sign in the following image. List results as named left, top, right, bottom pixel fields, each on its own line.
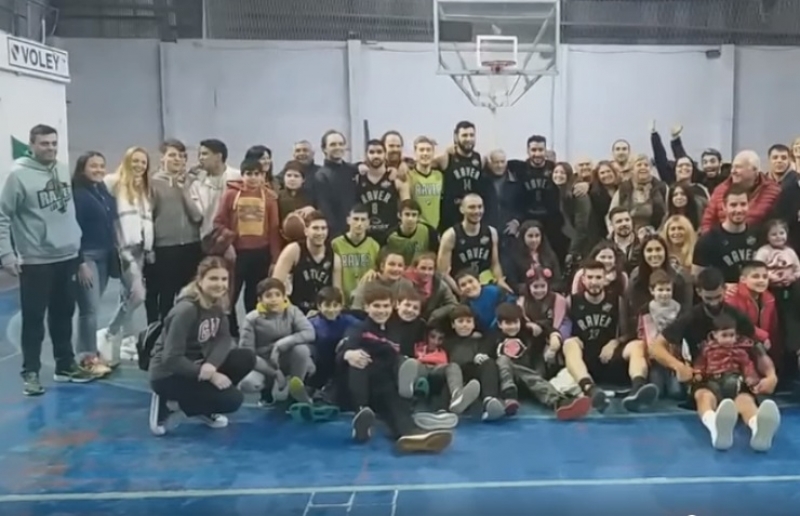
left=3, top=35, right=69, bottom=82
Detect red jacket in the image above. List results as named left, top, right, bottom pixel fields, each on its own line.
left=700, top=175, right=780, bottom=233
left=724, top=282, right=778, bottom=357
left=213, top=181, right=282, bottom=260
left=414, top=342, right=448, bottom=366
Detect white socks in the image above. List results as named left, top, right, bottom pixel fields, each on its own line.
left=701, top=410, right=717, bottom=439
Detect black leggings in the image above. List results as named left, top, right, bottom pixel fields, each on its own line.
left=153, top=242, right=203, bottom=321
left=229, top=247, right=270, bottom=338
left=151, top=348, right=255, bottom=416
left=347, top=362, right=416, bottom=439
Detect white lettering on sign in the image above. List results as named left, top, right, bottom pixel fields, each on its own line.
left=6, top=36, right=69, bottom=80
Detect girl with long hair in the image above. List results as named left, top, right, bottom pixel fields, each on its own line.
left=244, top=145, right=276, bottom=190
left=553, top=162, right=597, bottom=267
left=148, top=256, right=255, bottom=436
left=73, top=151, right=118, bottom=376
left=508, top=220, right=562, bottom=293
left=666, top=183, right=702, bottom=230
left=588, top=160, right=619, bottom=239
left=101, top=146, right=153, bottom=359
left=659, top=215, right=697, bottom=273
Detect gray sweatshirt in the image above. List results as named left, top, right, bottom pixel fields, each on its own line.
left=0, top=157, right=82, bottom=265
left=150, top=170, right=203, bottom=247
left=239, top=305, right=315, bottom=358
left=149, top=297, right=232, bottom=381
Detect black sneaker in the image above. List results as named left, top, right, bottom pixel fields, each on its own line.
left=622, top=383, right=659, bottom=412
left=53, top=364, right=95, bottom=383
left=258, top=389, right=275, bottom=408
left=22, top=372, right=45, bottom=396
left=590, top=388, right=610, bottom=413
left=351, top=407, right=375, bottom=443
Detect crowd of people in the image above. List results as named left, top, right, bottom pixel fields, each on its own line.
left=1, top=121, right=800, bottom=455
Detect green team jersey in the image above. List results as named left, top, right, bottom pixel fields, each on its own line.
left=409, top=167, right=443, bottom=229
left=385, top=223, right=439, bottom=266
left=331, top=234, right=380, bottom=303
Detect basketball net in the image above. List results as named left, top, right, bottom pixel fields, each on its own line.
left=485, top=61, right=512, bottom=149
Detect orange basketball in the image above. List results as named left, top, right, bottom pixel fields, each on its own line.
left=282, top=213, right=306, bottom=242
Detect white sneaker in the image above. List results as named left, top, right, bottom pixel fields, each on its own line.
left=197, top=414, right=229, bottom=429
left=711, top=398, right=738, bottom=451
left=750, top=399, right=780, bottom=452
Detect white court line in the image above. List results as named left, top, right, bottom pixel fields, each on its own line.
left=1, top=474, right=799, bottom=504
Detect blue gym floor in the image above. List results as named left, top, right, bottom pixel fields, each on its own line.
left=1, top=278, right=800, bottom=515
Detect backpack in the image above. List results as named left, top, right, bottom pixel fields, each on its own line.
left=136, top=321, right=163, bottom=371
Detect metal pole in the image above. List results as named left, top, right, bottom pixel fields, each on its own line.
left=201, top=0, right=208, bottom=39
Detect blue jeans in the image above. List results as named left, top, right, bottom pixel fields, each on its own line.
left=107, top=246, right=145, bottom=337
left=76, top=250, right=110, bottom=355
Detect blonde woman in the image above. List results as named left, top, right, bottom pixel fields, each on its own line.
left=660, top=215, right=697, bottom=273
left=148, top=256, right=255, bottom=436
left=101, top=147, right=154, bottom=362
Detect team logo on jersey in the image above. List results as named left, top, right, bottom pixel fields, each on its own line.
left=602, top=302, right=613, bottom=313
left=480, top=236, right=490, bottom=245
left=472, top=158, right=480, bottom=167
left=746, top=236, right=756, bottom=246
left=381, top=180, right=392, bottom=188
left=323, top=261, right=331, bottom=270
left=497, top=338, right=526, bottom=359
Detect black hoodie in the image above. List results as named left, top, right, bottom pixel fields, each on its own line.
left=313, top=159, right=358, bottom=236
left=337, top=318, right=401, bottom=370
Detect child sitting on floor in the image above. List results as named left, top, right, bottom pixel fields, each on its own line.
left=638, top=269, right=683, bottom=399
left=690, top=313, right=780, bottom=452
left=238, top=278, right=316, bottom=406
left=444, top=304, right=505, bottom=421
left=494, top=302, right=591, bottom=420
left=455, top=269, right=515, bottom=333
left=338, top=283, right=456, bottom=453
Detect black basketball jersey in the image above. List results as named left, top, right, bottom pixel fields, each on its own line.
left=568, top=293, right=619, bottom=348
left=451, top=223, right=493, bottom=277
left=441, top=152, right=483, bottom=229
left=291, top=243, right=335, bottom=313
left=357, top=171, right=397, bottom=237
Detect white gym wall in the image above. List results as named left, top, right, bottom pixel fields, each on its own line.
left=53, top=37, right=800, bottom=167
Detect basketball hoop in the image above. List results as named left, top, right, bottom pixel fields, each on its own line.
left=481, top=59, right=515, bottom=113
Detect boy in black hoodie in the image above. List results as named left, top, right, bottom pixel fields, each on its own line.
left=337, top=283, right=455, bottom=452
left=388, top=288, right=429, bottom=399
left=444, top=304, right=505, bottom=421
left=494, top=303, right=592, bottom=420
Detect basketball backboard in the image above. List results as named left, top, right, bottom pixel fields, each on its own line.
left=434, top=0, right=560, bottom=109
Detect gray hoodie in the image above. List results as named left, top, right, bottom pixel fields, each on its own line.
left=0, top=157, right=81, bottom=265
left=149, top=297, right=232, bottom=382
left=239, top=305, right=315, bottom=358
left=150, top=170, right=203, bottom=247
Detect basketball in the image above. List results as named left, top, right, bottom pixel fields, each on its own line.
left=282, top=213, right=306, bottom=242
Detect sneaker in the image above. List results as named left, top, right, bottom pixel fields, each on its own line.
left=711, top=398, right=738, bottom=450
left=149, top=393, right=181, bottom=436
left=554, top=396, right=592, bottom=421
left=412, top=410, right=459, bottom=430
left=481, top=397, right=505, bottom=421
left=397, top=359, right=420, bottom=399
left=396, top=430, right=453, bottom=453
left=53, top=364, right=95, bottom=383
left=351, top=406, right=375, bottom=443
left=590, top=388, right=609, bottom=413
left=621, top=383, right=660, bottom=412
left=750, top=399, right=780, bottom=452
left=197, top=414, right=229, bottom=429
left=448, top=379, right=480, bottom=414
left=272, top=375, right=289, bottom=402
left=504, top=399, right=520, bottom=416
left=288, top=376, right=312, bottom=404
left=22, top=372, right=45, bottom=396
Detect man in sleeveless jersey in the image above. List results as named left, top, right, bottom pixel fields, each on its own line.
left=357, top=139, right=410, bottom=244
left=437, top=193, right=510, bottom=294
left=561, top=261, right=658, bottom=413
left=408, top=136, right=444, bottom=229
left=331, top=204, right=381, bottom=304
left=272, top=211, right=343, bottom=313
left=433, top=121, right=492, bottom=232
